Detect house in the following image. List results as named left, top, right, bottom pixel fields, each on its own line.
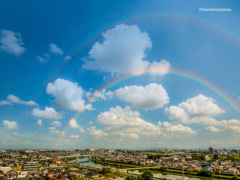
left=86, top=172, right=99, bottom=179
left=45, top=172, right=56, bottom=180
left=68, top=172, right=84, bottom=179
left=227, top=167, right=239, bottom=175
left=6, top=171, right=29, bottom=180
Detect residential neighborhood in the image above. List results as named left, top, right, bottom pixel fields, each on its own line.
left=0, top=148, right=240, bottom=180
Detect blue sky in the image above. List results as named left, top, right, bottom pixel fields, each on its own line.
left=0, top=0, right=240, bottom=149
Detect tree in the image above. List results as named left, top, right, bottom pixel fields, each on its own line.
left=197, top=170, right=214, bottom=177
left=126, top=175, right=137, bottom=180
left=213, top=154, right=219, bottom=159
left=141, top=171, right=153, bottom=180
left=101, top=167, right=111, bottom=175
left=137, top=175, right=144, bottom=180
left=159, top=166, right=168, bottom=171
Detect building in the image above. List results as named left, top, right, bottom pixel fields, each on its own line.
left=209, top=147, right=214, bottom=154
left=22, top=161, right=38, bottom=172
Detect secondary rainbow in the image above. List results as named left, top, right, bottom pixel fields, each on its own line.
left=33, top=11, right=240, bottom=103
left=55, top=67, right=240, bottom=146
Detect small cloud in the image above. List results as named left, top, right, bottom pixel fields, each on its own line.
left=50, top=43, right=63, bottom=55
left=65, top=55, right=71, bottom=61
left=0, top=29, right=26, bottom=56
left=205, top=126, right=222, bottom=132
left=3, top=120, right=18, bottom=130
left=35, top=119, right=42, bottom=127
left=89, top=121, right=94, bottom=124
left=69, top=118, right=85, bottom=132
left=36, top=56, right=47, bottom=63
left=70, top=134, right=79, bottom=139
left=48, top=127, right=65, bottom=135
left=32, top=107, right=64, bottom=120
left=50, top=121, right=62, bottom=127
left=0, top=100, right=12, bottom=106
left=7, top=94, right=38, bottom=106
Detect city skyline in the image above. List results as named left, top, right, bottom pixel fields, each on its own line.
left=0, top=0, right=240, bottom=149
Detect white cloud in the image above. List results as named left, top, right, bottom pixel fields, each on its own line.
left=109, top=83, right=169, bottom=110
left=50, top=121, right=62, bottom=127
left=35, top=119, right=42, bottom=127
left=82, top=24, right=170, bottom=74
left=65, top=55, right=71, bottom=61
left=97, top=106, right=196, bottom=140
left=50, top=43, right=63, bottom=55
left=0, top=29, right=25, bottom=56
left=3, top=120, right=18, bottom=130
left=88, top=126, right=108, bottom=136
left=48, top=127, right=65, bottom=135
left=205, top=126, right=222, bottom=132
left=164, top=94, right=225, bottom=123
left=0, top=100, right=11, bottom=105
left=70, top=134, right=79, bottom=139
left=69, top=118, right=85, bottom=132
left=46, top=78, right=92, bottom=111
left=158, top=121, right=197, bottom=134
left=36, top=56, right=47, bottom=63
left=89, top=121, right=94, bottom=124
left=179, top=94, right=224, bottom=116
left=7, top=94, right=38, bottom=106
left=32, top=107, right=63, bottom=120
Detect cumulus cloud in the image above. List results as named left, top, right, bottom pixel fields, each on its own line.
left=50, top=121, right=62, bottom=127
left=97, top=106, right=196, bottom=139
left=50, top=43, right=63, bottom=55
left=205, top=126, right=222, bottom=132
left=108, top=83, right=169, bottom=110
left=82, top=24, right=170, bottom=74
left=0, top=29, right=25, bottom=56
left=88, top=126, right=108, bottom=136
left=47, top=78, right=93, bottom=111
left=7, top=94, right=38, bottom=106
left=163, top=94, right=240, bottom=133
left=69, top=118, right=85, bottom=132
left=164, top=94, right=225, bottom=123
left=35, top=119, right=42, bottom=127
left=158, top=121, right=197, bottom=134
left=0, top=100, right=11, bottom=105
left=32, top=107, right=63, bottom=120
left=49, top=127, right=65, bottom=135
left=3, top=120, right=18, bottom=130
left=70, top=134, right=79, bottom=139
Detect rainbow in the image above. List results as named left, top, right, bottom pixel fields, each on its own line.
left=33, top=11, right=240, bottom=102
left=55, top=67, right=240, bottom=146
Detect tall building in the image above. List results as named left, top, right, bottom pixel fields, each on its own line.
left=22, top=161, right=38, bottom=172
left=209, top=147, right=214, bottom=154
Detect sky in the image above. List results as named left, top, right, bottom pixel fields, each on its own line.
left=0, top=0, right=240, bottom=150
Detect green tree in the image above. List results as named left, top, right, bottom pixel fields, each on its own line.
left=126, top=175, right=137, bottom=180
left=137, top=175, right=144, bottom=180
left=101, top=168, right=111, bottom=175
left=159, top=166, right=168, bottom=171
left=197, top=170, right=214, bottom=177
left=141, top=171, right=153, bottom=180
left=213, top=154, right=219, bottom=159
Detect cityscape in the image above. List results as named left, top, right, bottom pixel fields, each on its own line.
left=1, top=0, right=240, bottom=180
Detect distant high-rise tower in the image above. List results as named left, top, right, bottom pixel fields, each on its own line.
left=209, top=146, right=214, bottom=154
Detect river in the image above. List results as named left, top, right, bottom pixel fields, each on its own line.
left=70, top=158, right=205, bottom=180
